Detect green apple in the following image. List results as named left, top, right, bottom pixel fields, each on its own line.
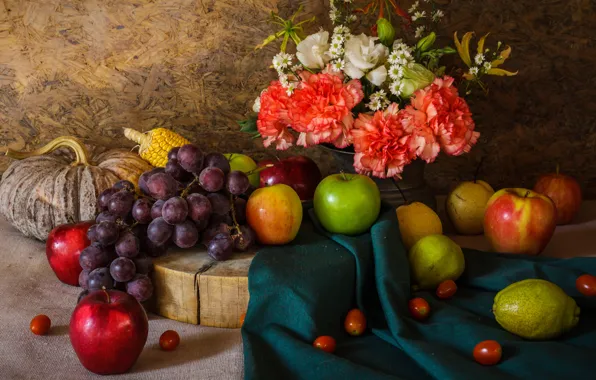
left=223, top=153, right=260, bottom=188
left=313, top=173, right=381, bottom=235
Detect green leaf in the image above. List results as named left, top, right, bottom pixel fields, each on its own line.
left=238, top=117, right=258, bottom=133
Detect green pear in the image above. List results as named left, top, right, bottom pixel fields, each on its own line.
left=446, top=180, right=494, bottom=235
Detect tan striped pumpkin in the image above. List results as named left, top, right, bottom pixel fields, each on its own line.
left=0, top=136, right=153, bottom=241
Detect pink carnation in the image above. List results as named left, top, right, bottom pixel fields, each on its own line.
left=288, top=70, right=364, bottom=149
left=407, top=76, right=479, bottom=156
left=400, top=107, right=441, bottom=163
left=256, top=81, right=294, bottom=150
left=351, top=103, right=416, bottom=178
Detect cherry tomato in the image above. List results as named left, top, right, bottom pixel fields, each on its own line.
left=313, top=336, right=336, bottom=353
left=159, top=330, right=180, bottom=351
left=576, top=274, right=596, bottom=297
left=30, top=314, right=51, bottom=336
left=408, top=298, right=430, bottom=320
left=239, top=312, right=246, bottom=327
left=473, top=340, right=502, bottom=365
left=436, top=280, right=458, bottom=299
left=344, top=309, right=367, bottom=336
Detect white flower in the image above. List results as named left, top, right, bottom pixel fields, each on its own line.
left=415, top=25, right=425, bottom=38
left=331, top=59, right=345, bottom=72
left=291, top=64, right=303, bottom=73
left=389, top=81, right=404, bottom=97
left=483, top=61, right=492, bottom=71
left=408, top=1, right=419, bottom=13
left=278, top=73, right=289, bottom=87
left=469, top=67, right=479, bottom=76
left=474, top=53, right=485, bottom=65
left=285, top=83, right=296, bottom=96
left=332, top=34, right=345, bottom=44
left=343, top=33, right=389, bottom=86
left=347, top=14, right=357, bottom=23
left=329, top=46, right=345, bottom=59
left=367, top=98, right=382, bottom=111
left=329, top=9, right=340, bottom=23
left=432, top=10, right=444, bottom=21
left=252, top=96, right=261, bottom=113
left=343, top=0, right=353, bottom=3
left=333, top=25, right=350, bottom=35
left=272, top=53, right=293, bottom=72
left=412, top=11, right=426, bottom=22
left=367, top=90, right=390, bottom=111
left=296, top=31, right=331, bottom=69
left=388, top=65, right=404, bottom=80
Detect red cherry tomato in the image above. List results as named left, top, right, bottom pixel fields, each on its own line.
left=576, top=274, right=596, bottom=297
left=408, top=298, right=430, bottom=320
left=313, top=336, right=336, bottom=353
left=30, top=315, right=51, bottom=336
left=159, top=330, right=180, bottom=351
left=473, top=340, right=502, bottom=365
left=344, top=309, right=367, bottom=336
left=239, top=312, right=246, bottom=327
left=436, top=280, right=458, bottom=299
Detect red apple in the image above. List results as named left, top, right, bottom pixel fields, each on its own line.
left=246, top=184, right=303, bottom=245
left=259, top=155, right=322, bottom=200
left=533, top=168, right=582, bottom=225
left=483, top=188, right=556, bottom=255
left=46, top=221, right=93, bottom=286
left=70, top=289, right=148, bottom=375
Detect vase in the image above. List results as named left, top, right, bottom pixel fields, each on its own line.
left=321, top=144, right=437, bottom=211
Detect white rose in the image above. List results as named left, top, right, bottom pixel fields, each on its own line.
left=344, top=33, right=389, bottom=86
left=252, top=96, right=261, bottom=113
left=296, top=31, right=331, bottom=69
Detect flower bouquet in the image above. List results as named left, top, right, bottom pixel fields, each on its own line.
left=240, top=1, right=517, bottom=180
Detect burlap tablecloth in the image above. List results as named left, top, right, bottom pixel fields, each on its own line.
left=1, top=201, right=594, bottom=379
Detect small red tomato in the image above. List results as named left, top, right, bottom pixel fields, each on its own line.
left=344, top=309, right=367, bottom=336
left=239, top=312, right=246, bottom=327
left=408, top=298, right=430, bottom=320
left=159, top=330, right=180, bottom=351
left=313, top=336, right=336, bottom=353
left=30, top=314, right=51, bottom=336
left=576, top=274, right=596, bottom=297
left=436, top=280, right=458, bottom=299
left=473, top=340, right=502, bottom=366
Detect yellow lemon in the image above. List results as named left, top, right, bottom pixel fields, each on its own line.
left=396, top=202, right=442, bottom=251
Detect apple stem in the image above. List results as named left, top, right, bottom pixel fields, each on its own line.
left=473, top=157, right=484, bottom=183
left=227, top=153, right=235, bottom=162
left=391, top=177, right=408, bottom=204
left=102, top=287, right=111, bottom=303
left=340, top=170, right=348, bottom=181
left=524, top=190, right=530, bottom=198
left=245, top=164, right=274, bottom=176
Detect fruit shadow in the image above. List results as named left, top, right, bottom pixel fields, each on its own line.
left=133, top=329, right=241, bottom=372
left=49, top=325, right=69, bottom=336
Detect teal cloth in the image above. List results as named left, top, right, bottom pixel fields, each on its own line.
left=241, top=204, right=596, bottom=380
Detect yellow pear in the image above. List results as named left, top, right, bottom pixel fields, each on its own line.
left=396, top=202, right=443, bottom=251
left=446, top=180, right=494, bottom=235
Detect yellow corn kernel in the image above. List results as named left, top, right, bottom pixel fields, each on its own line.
left=123, top=128, right=191, bottom=167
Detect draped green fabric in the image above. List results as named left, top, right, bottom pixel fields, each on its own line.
left=242, top=204, right=596, bottom=380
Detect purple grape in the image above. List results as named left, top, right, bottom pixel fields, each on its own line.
left=126, top=274, right=154, bottom=302
left=207, top=233, right=234, bottom=261
left=210, top=213, right=233, bottom=226
left=165, top=159, right=191, bottom=182
left=162, top=197, right=189, bottom=225
left=133, top=254, right=152, bottom=275
left=114, top=282, right=127, bottom=291
left=79, top=245, right=111, bottom=271
left=208, top=193, right=231, bottom=215
left=77, top=290, right=90, bottom=304
left=113, top=180, right=135, bottom=191
left=204, top=152, right=231, bottom=174
left=98, top=188, right=118, bottom=211
left=177, top=144, right=204, bottom=174
left=96, top=211, right=118, bottom=224
left=108, top=190, right=135, bottom=217
left=88, top=268, right=114, bottom=290
left=151, top=199, right=165, bottom=219
left=233, top=197, right=247, bottom=223
left=132, top=223, right=148, bottom=239
left=110, top=257, right=136, bottom=282
left=199, top=167, right=225, bottom=192
left=186, top=193, right=212, bottom=223
left=79, top=269, right=90, bottom=289
left=86, top=224, right=98, bottom=243
left=226, top=171, right=250, bottom=195
left=139, top=168, right=165, bottom=195
left=235, top=225, right=256, bottom=251
left=146, top=173, right=178, bottom=200
left=195, top=218, right=209, bottom=232
left=172, top=220, right=199, bottom=248
left=131, top=198, right=152, bottom=224
left=168, top=147, right=180, bottom=161
left=147, top=217, right=173, bottom=246
left=201, top=222, right=230, bottom=247
left=115, top=230, right=140, bottom=258
left=95, top=221, right=120, bottom=246
left=141, top=238, right=167, bottom=257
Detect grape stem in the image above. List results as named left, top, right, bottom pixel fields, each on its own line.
left=180, top=175, right=200, bottom=198
left=228, top=193, right=243, bottom=242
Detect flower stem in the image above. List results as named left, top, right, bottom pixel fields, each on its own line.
left=474, top=157, right=484, bottom=183
left=392, top=177, right=408, bottom=204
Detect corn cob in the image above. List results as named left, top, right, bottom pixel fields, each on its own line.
left=123, top=128, right=190, bottom=167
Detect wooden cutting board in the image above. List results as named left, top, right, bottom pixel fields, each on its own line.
left=149, top=247, right=255, bottom=328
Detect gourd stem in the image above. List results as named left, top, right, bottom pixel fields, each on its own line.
left=4, top=136, right=91, bottom=166
left=123, top=128, right=149, bottom=146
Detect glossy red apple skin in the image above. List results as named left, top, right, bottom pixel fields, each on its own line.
left=259, top=156, right=322, bottom=200
left=533, top=172, right=582, bottom=225
left=483, top=188, right=557, bottom=255
left=46, top=221, right=93, bottom=286
left=70, top=290, right=148, bottom=375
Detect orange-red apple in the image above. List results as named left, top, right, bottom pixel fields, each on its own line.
left=246, top=184, right=303, bottom=245
left=533, top=168, right=582, bottom=225
left=483, top=188, right=556, bottom=255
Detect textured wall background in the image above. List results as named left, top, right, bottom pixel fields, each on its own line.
left=0, top=0, right=595, bottom=196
